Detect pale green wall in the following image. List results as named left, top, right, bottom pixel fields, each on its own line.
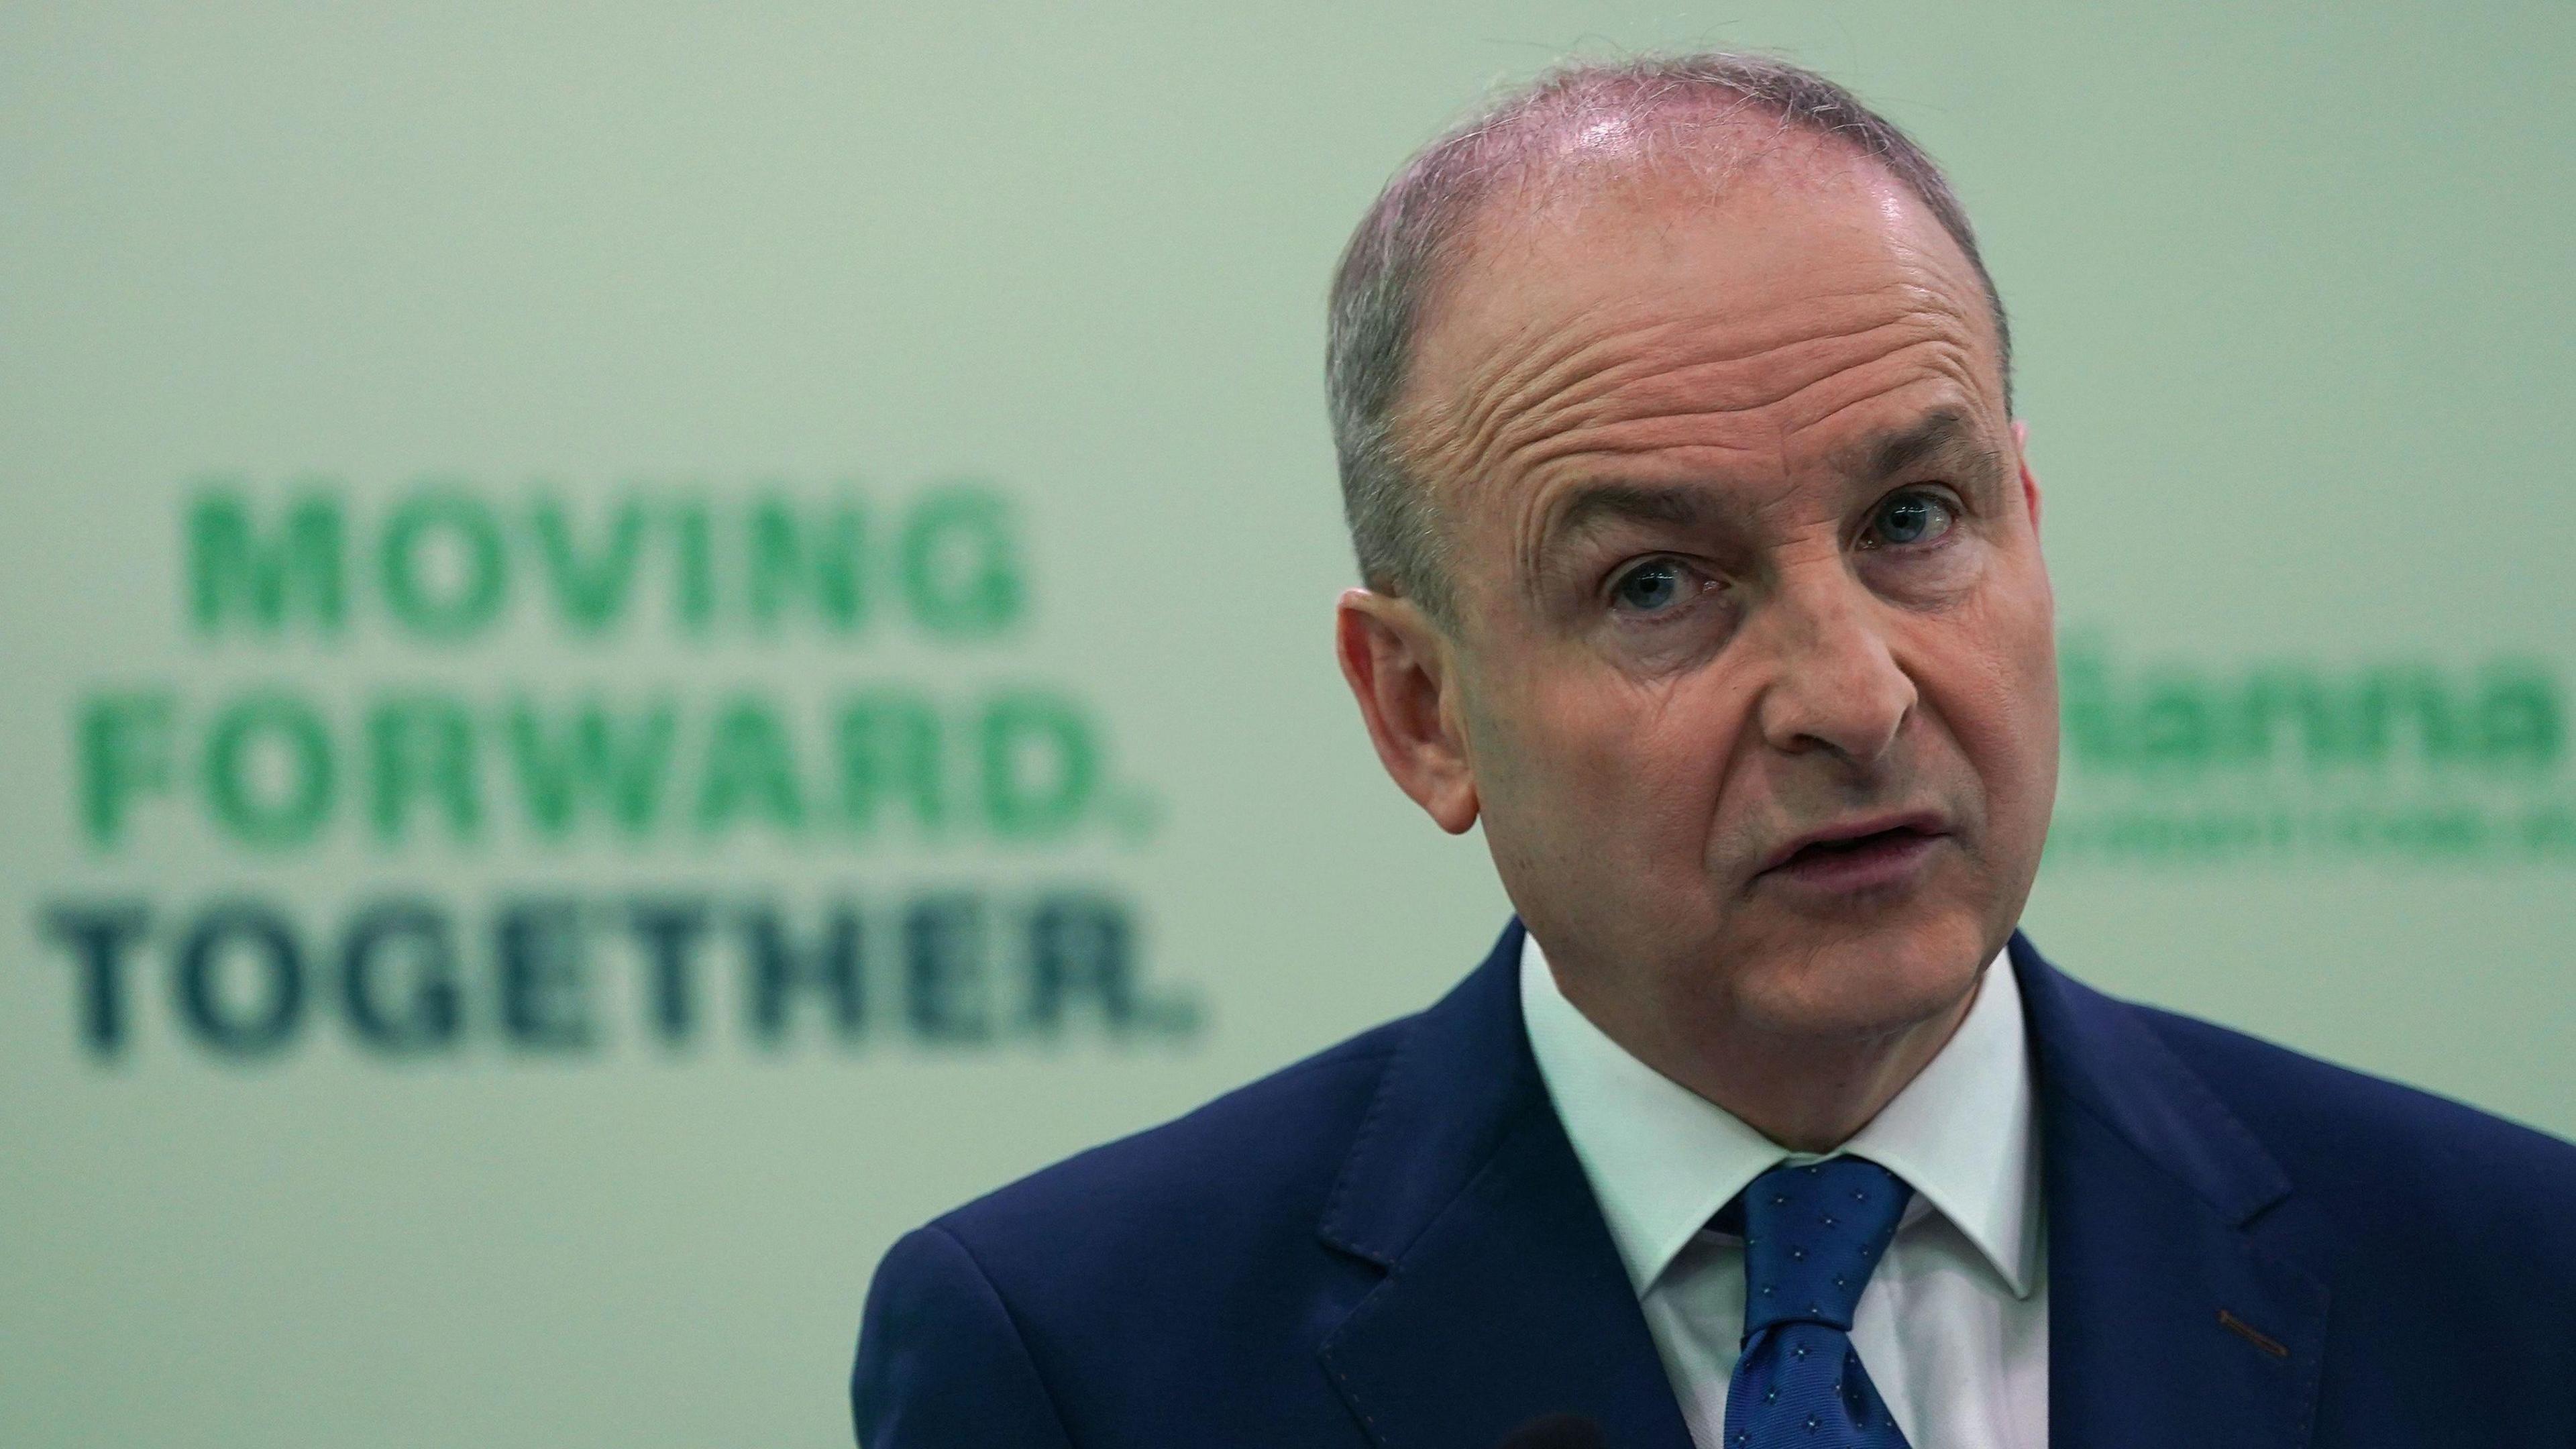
left=2, top=3, right=2569, bottom=1446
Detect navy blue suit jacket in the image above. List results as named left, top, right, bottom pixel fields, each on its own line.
left=853, top=926, right=2576, bottom=1447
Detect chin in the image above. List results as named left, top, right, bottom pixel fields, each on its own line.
left=1726, top=908, right=1995, bottom=1042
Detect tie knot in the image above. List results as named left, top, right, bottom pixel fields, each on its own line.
left=1727, top=1157, right=1912, bottom=1338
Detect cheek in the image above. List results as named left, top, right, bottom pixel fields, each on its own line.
left=1475, top=656, right=1749, bottom=859
left=1923, top=578, right=2059, bottom=834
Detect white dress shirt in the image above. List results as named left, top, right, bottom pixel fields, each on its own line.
left=1520, top=933, right=2048, bottom=1449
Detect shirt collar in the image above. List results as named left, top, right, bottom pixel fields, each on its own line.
left=1519, top=931, right=2040, bottom=1301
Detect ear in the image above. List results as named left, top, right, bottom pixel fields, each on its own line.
left=2012, top=418, right=2043, bottom=533
left=1334, top=589, right=1480, bottom=834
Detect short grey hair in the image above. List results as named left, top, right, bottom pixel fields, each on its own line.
left=1325, top=52, right=2012, bottom=622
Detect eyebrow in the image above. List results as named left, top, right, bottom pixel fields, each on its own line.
left=1848, top=409, right=1996, bottom=481
left=1539, top=411, right=2002, bottom=555
left=1548, top=482, right=1727, bottom=544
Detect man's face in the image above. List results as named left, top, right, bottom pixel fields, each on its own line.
left=1397, top=155, right=2057, bottom=1045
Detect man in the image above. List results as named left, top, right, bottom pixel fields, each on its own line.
left=853, top=54, right=2576, bottom=1448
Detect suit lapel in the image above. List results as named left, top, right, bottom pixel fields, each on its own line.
left=2013, top=934, right=2328, bottom=1449
left=1318, top=922, right=1695, bottom=1449
left=1314, top=924, right=2331, bottom=1449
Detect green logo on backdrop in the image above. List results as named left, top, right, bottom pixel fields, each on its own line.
left=2047, top=631, right=2573, bottom=865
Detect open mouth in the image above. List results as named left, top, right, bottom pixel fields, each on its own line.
left=1790, top=823, right=1931, bottom=861
left=1764, top=820, right=1947, bottom=890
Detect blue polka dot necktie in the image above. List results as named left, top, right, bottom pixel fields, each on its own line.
left=1718, top=1157, right=1915, bottom=1448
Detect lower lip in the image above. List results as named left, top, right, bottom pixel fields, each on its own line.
left=1763, top=830, right=1945, bottom=894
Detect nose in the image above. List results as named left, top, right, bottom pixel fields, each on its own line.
left=1749, top=568, right=1917, bottom=767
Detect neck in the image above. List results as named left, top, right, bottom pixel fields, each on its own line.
left=1564, top=971, right=1982, bottom=1154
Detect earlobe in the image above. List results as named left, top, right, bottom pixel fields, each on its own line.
left=1334, top=590, right=1481, bottom=835
left=1419, top=743, right=1482, bottom=835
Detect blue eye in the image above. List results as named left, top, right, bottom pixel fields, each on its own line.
left=1868, top=490, right=1955, bottom=547
left=1611, top=558, right=1693, bottom=614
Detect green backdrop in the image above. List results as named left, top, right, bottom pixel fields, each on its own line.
left=3, top=2, right=2569, bottom=1446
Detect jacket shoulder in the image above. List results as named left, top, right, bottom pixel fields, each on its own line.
left=853, top=1014, right=1419, bottom=1444
left=2133, top=1001, right=2576, bottom=1256
left=931, top=1012, right=1411, bottom=1281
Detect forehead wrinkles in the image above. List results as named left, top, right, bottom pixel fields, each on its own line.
left=1417, top=284, right=1972, bottom=498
